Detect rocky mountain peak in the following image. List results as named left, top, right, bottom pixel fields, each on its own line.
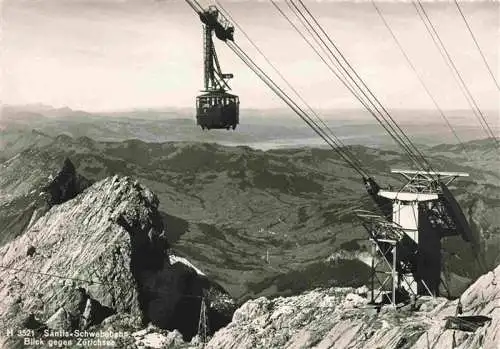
left=0, top=176, right=236, bottom=348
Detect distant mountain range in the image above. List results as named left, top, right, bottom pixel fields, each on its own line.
left=1, top=104, right=497, bottom=147
left=3, top=104, right=498, bottom=123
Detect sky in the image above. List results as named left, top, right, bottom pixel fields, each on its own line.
left=1, top=0, right=499, bottom=115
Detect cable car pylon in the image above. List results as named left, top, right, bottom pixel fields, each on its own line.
left=196, top=5, right=240, bottom=130
left=197, top=294, right=210, bottom=346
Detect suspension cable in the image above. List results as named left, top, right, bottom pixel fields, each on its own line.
left=293, top=0, right=438, bottom=173
left=185, top=0, right=205, bottom=15
left=0, top=263, right=219, bottom=299
left=413, top=0, right=498, bottom=144
left=370, top=0, right=469, bottom=157
left=278, top=0, right=421, bottom=169
left=275, top=0, right=436, bottom=175
left=0, top=264, right=108, bottom=285
left=281, top=0, right=422, bottom=168
left=453, top=0, right=500, bottom=92
left=227, top=40, right=369, bottom=177
left=214, top=0, right=369, bottom=176
left=282, top=0, right=377, bottom=119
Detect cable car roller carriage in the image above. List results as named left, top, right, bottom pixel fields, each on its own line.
left=196, top=6, right=239, bottom=130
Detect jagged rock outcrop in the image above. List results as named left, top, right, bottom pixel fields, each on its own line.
left=0, top=156, right=91, bottom=247
left=44, top=158, right=92, bottom=207
left=203, top=264, right=499, bottom=349
left=0, top=176, right=236, bottom=348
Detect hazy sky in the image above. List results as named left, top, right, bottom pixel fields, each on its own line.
left=1, top=0, right=499, bottom=114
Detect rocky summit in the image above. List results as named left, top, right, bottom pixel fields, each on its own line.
left=203, top=264, right=499, bottom=349
left=0, top=175, right=236, bottom=348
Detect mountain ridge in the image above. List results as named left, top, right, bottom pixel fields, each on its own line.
left=0, top=175, right=236, bottom=348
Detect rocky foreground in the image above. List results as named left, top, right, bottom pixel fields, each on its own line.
left=115, top=264, right=499, bottom=349
left=204, top=264, right=498, bottom=349
left=147, top=264, right=495, bottom=349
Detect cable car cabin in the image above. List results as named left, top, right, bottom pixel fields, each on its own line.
left=196, top=92, right=239, bottom=130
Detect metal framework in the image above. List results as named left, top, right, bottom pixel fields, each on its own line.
left=359, top=169, right=470, bottom=307
left=201, top=6, right=234, bottom=93
left=357, top=211, right=419, bottom=306
left=197, top=295, right=210, bottom=345
left=390, top=169, right=468, bottom=193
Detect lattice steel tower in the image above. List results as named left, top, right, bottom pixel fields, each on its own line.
left=359, top=169, right=472, bottom=306
left=197, top=295, right=210, bottom=345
